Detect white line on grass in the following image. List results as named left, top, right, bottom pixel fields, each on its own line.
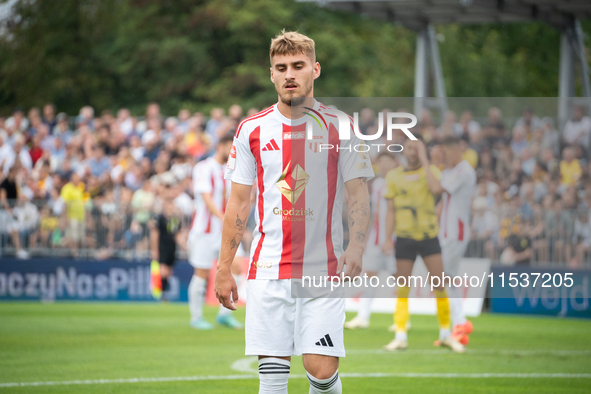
left=1, top=373, right=590, bottom=388
left=347, top=349, right=591, bottom=356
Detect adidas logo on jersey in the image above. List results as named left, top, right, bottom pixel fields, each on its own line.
left=315, top=334, right=334, bottom=347
left=262, top=139, right=280, bottom=151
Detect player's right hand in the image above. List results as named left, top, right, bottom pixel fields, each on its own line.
left=381, top=241, right=394, bottom=256
left=214, top=269, right=238, bottom=311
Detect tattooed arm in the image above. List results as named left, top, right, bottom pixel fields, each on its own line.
left=338, top=177, right=371, bottom=278
left=215, top=182, right=252, bottom=310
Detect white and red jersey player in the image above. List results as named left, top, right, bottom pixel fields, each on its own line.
left=226, top=100, right=374, bottom=281
left=363, top=176, right=396, bottom=273
left=438, top=159, right=477, bottom=258
left=188, top=156, right=244, bottom=269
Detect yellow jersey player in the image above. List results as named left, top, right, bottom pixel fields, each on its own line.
left=382, top=137, right=465, bottom=353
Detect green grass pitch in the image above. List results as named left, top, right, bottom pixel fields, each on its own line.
left=0, top=302, right=590, bottom=393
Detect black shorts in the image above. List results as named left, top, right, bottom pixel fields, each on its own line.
left=159, top=248, right=177, bottom=267
left=395, top=237, right=441, bottom=261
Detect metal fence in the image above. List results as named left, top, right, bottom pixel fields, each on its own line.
left=1, top=199, right=590, bottom=267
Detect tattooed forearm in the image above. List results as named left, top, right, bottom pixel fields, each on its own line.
left=347, top=179, right=371, bottom=248
left=235, top=214, right=245, bottom=232
left=229, top=214, right=248, bottom=250
left=355, top=231, right=365, bottom=243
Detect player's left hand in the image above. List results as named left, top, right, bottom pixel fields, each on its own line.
left=214, top=269, right=238, bottom=310
left=338, top=246, right=363, bottom=278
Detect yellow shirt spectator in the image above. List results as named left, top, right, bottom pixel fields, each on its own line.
left=60, top=182, right=85, bottom=221
left=560, top=159, right=581, bottom=186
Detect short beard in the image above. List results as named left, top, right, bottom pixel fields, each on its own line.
left=280, top=95, right=306, bottom=107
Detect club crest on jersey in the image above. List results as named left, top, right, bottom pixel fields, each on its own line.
left=308, top=136, right=323, bottom=153
left=276, top=161, right=309, bottom=204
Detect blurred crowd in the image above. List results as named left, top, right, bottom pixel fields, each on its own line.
left=0, top=103, right=259, bottom=259
left=1, top=102, right=591, bottom=267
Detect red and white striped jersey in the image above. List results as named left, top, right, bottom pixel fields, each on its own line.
left=366, top=177, right=390, bottom=247
left=438, top=160, right=476, bottom=242
left=190, top=157, right=228, bottom=236
left=226, top=101, right=374, bottom=280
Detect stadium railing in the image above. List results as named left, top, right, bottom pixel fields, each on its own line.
left=0, top=199, right=589, bottom=267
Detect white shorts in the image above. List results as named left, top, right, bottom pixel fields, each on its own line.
left=188, top=232, right=245, bottom=269
left=245, top=279, right=345, bottom=358
left=363, top=243, right=396, bottom=273
left=440, top=238, right=470, bottom=277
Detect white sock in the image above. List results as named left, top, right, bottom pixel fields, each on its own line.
left=439, top=328, right=451, bottom=341
left=394, top=331, right=407, bottom=342
left=218, top=274, right=241, bottom=317
left=356, top=283, right=376, bottom=322
left=188, top=275, right=206, bottom=322
left=448, top=289, right=467, bottom=327
left=258, top=357, right=290, bottom=394
left=307, top=370, right=342, bottom=394
left=356, top=297, right=373, bottom=322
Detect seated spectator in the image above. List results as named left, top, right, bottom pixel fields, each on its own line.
left=560, top=147, right=582, bottom=187
left=458, top=111, right=481, bottom=144
left=501, top=220, right=532, bottom=266
left=470, top=196, right=499, bottom=259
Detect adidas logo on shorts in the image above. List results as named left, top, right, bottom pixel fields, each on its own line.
left=315, top=334, right=334, bottom=347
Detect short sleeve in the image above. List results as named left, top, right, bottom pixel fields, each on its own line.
left=338, top=133, right=375, bottom=184
left=383, top=169, right=397, bottom=199
left=193, top=163, right=213, bottom=195
left=225, top=132, right=256, bottom=185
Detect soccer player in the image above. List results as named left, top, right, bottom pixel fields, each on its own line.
left=215, top=31, right=373, bottom=394
left=345, top=152, right=398, bottom=330
left=187, top=135, right=245, bottom=330
left=382, top=137, right=465, bottom=353
left=435, top=136, right=477, bottom=345
left=149, top=175, right=183, bottom=300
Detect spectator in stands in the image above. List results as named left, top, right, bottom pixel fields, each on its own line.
left=42, top=103, right=57, bottom=132
left=470, top=196, right=499, bottom=260
left=87, top=146, right=111, bottom=177
left=458, top=110, right=481, bottom=144
left=131, top=178, right=154, bottom=241
left=76, top=106, right=95, bottom=130
left=501, top=220, right=532, bottom=266
left=60, top=172, right=85, bottom=252
left=5, top=108, right=29, bottom=135
left=510, top=126, right=528, bottom=156
left=177, top=109, right=191, bottom=134
left=459, top=138, right=478, bottom=169
left=560, top=147, right=582, bottom=187
left=205, top=107, right=224, bottom=145
left=53, top=113, right=72, bottom=144
left=484, top=107, right=506, bottom=146
left=358, top=108, right=376, bottom=136
left=117, top=108, right=134, bottom=137
left=520, top=147, right=536, bottom=176
left=574, top=210, right=591, bottom=267
left=228, top=104, right=244, bottom=129
left=3, top=136, right=32, bottom=174
left=29, top=134, right=44, bottom=166
left=563, top=106, right=591, bottom=156
left=539, top=117, right=560, bottom=157
left=514, top=107, right=542, bottom=139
